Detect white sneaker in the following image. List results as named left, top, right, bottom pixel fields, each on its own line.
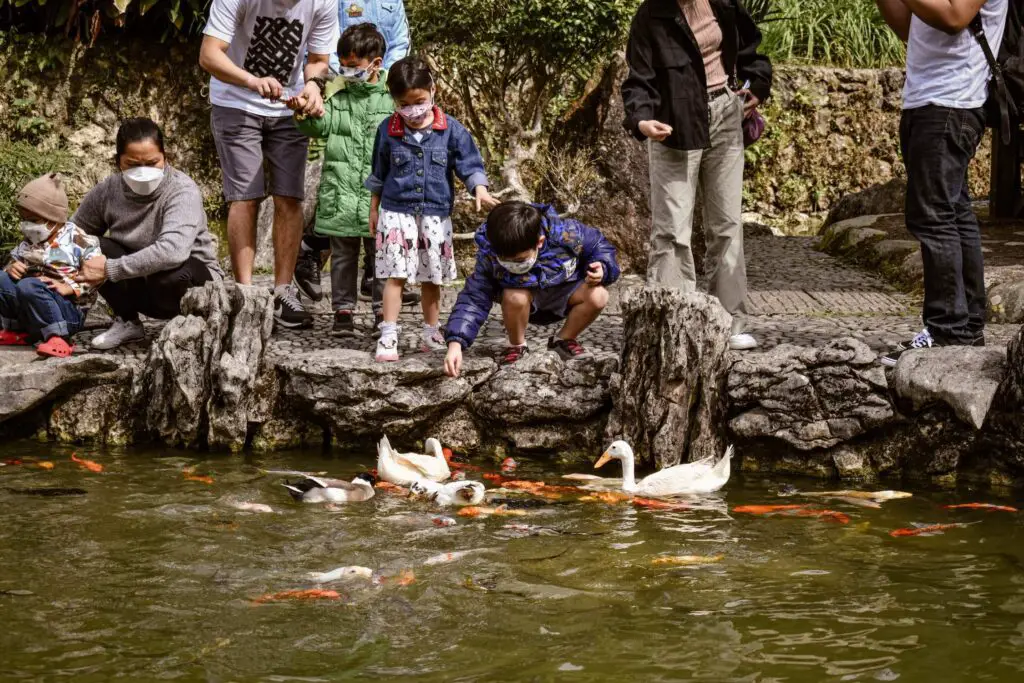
left=91, top=318, right=145, bottom=350
left=729, top=333, right=759, bottom=351
left=375, top=335, right=400, bottom=362
left=421, top=326, right=447, bottom=352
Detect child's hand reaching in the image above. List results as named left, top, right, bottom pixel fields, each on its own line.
left=585, top=262, right=605, bottom=285
left=286, top=95, right=308, bottom=113
left=5, top=260, right=26, bottom=281
left=444, top=342, right=463, bottom=378
left=474, top=186, right=500, bottom=212
left=40, top=276, right=75, bottom=297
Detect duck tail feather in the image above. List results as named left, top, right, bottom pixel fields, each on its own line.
left=281, top=483, right=305, bottom=501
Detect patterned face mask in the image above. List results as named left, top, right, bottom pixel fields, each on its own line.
left=497, top=253, right=538, bottom=275
left=339, top=63, right=378, bottom=83
left=20, top=220, right=52, bottom=244
left=397, top=102, right=433, bottom=127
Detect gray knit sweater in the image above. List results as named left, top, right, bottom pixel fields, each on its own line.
left=71, top=167, right=224, bottom=283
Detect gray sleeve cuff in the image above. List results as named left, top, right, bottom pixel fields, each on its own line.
left=364, top=175, right=384, bottom=194
left=104, top=257, right=126, bottom=283
left=465, top=172, right=489, bottom=193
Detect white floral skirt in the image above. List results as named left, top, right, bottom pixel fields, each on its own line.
left=374, top=209, right=457, bottom=285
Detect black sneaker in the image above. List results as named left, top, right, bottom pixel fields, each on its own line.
left=500, top=344, right=529, bottom=366
left=274, top=285, right=314, bottom=330
left=359, top=277, right=373, bottom=301
left=332, top=310, right=357, bottom=337
left=548, top=336, right=588, bottom=361
left=880, top=331, right=938, bottom=367
left=293, top=249, right=324, bottom=302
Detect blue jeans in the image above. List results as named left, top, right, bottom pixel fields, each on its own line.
left=0, top=272, right=84, bottom=343
left=900, top=105, right=987, bottom=344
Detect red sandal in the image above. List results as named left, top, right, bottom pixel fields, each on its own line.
left=36, top=337, right=75, bottom=358
left=0, top=330, right=28, bottom=346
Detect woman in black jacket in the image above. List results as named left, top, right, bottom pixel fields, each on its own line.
left=622, top=0, right=771, bottom=351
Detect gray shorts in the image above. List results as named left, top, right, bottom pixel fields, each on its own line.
left=528, top=280, right=586, bottom=325
left=210, top=105, right=308, bottom=202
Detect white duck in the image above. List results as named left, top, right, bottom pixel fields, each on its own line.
left=282, top=474, right=376, bottom=503
left=410, top=479, right=486, bottom=506
left=377, top=435, right=451, bottom=486
left=595, top=441, right=732, bottom=496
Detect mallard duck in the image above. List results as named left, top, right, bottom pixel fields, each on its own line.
left=377, top=435, right=451, bottom=486
left=595, top=441, right=732, bottom=496
left=282, top=474, right=376, bottom=503
left=410, top=479, right=485, bottom=506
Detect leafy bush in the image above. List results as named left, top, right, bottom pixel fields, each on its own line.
left=0, top=0, right=212, bottom=44
left=760, top=0, right=905, bottom=67
left=0, top=141, right=72, bottom=258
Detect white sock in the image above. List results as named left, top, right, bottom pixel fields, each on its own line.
left=380, top=321, right=399, bottom=342
left=423, top=323, right=439, bottom=339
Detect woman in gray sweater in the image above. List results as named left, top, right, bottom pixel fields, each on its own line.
left=73, top=118, right=224, bottom=349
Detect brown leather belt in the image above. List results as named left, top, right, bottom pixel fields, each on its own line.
left=708, top=87, right=730, bottom=101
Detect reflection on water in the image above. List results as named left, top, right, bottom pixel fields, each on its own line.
left=2, top=442, right=1024, bottom=681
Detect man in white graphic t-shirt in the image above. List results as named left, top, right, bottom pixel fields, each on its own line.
left=199, top=0, right=339, bottom=330
left=876, top=0, right=1009, bottom=367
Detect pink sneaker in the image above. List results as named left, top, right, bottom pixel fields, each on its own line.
left=375, top=335, right=400, bottom=362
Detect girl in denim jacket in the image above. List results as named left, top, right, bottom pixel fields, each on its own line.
left=365, top=57, right=498, bottom=362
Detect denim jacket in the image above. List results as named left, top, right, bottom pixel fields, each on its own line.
left=330, top=0, right=410, bottom=71
left=444, top=204, right=621, bottom=349
left=365, top=108, right=489, bottom=217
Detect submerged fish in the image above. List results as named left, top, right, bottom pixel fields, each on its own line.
left=501, top=457, right=518, bottom=473
left=3, top=487, right=87, bottom=497
left=652, top=554, right=725, bottom=566
left=733, top=504, right=807, bottom=515
left=183, top=468, right=214, bottom=485
left=944, top=503, right=1019, bottom=513
left=375, top=481, right=407, bottom=493
left=308, top=566, right=374, bottom=583
left=70, top=453, right=103, bottom=473
left=633, top=497, right=689, bottom=511
left=793, top=509, right=850, bottom=524
left=253, top=589, right=341, bottom=603
left=432, top=516, right=457, bottom=527
left=229, top=501, right=274, bottom=513
left=786, top=488, right=912, bottom=502
left=458, top=505, right=529, bottom=518
left=562, top=473, right=605, bottom=481
left=580, top=491, right=632, bottom=505
left=733, top=505, right=849, bottom=524
left=36, top=461, right=55, bottom=471
left=890, top=522, right=978, bottom=537
left=376, top=570, right=416, bottom=586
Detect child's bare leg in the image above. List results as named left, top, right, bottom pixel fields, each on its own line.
left=383, top=278, right=405, bottom=323
left=421, top=283, right=441, bottom=327
left=501, top=288, right=532, bottom=346
left=557, top=285, right=609, bottom=340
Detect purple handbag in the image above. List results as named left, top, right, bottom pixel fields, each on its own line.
left=743, top=110, right=765, bottom=147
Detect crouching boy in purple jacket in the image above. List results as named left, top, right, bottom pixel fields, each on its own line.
left=444, top=202, right=621, bottom=377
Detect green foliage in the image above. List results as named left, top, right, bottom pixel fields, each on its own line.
left=0, top=0, right=212, bottom=43
left=0, top=141, right=72, bottom=257
left=759, top=0, right=905, bottom=67
left=408, top=0, right=637, bottom=195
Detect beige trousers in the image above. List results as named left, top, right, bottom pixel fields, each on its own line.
left=647, top=92, right=748, bottom=333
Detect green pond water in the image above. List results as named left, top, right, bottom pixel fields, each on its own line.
left=3, top=442, right=1024, bottom=682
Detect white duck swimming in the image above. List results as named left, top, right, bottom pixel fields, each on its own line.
left=282, top=474, right=376, bottom=503
left=377, top=435, right=451, bottom=486
left=410, top=479, right=486, bottom=506
left=595, top=441, right=732, bottom=496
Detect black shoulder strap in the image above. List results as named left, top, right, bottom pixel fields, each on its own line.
left=970, top=13, right=1014, bottom=144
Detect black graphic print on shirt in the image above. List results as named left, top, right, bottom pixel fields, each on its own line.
left=243, top=17, right=304, bottom=84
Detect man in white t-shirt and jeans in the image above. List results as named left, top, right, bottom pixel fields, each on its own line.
left=877, top=0, right=1008, bottom=367
left=199, top=0, right=339, bottom=329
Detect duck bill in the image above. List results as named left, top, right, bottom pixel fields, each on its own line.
left=595, top=453, right=612, bottom=470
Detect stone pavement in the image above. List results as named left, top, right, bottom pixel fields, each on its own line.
left=68, top=230, right=1021, bottom=365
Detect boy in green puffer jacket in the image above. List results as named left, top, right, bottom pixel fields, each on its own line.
left=288, top=23, right=394, bottom=337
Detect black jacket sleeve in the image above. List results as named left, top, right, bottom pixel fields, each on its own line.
left=621, top=3, right=661, bottom=141
left=735, top=1, right=772, bottom=104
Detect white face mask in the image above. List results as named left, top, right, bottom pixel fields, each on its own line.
left=339, top=64, right=377, bottom=83
left=122, top=166, right=165, bottom=196
left=498, top=253, right=538, bottom=275
left=20, top=221, right=52, bottom=245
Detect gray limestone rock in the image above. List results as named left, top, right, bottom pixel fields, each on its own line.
left=728, top=338, right=893, bottom=450
left=605, top=288, right=732, bottom=468
left=133, top=281, right=273, bottom=450
left=891, top=346, right=1006, bottom=429
left=432, top=405, right=482, bottom=453
left=985, top=326, right=1024, bottom=471
left=48, top=363, right=139, bottom=445
left=255, top=160, right=322, bottom=272
left=277, top=349, right=497, bottom=440
left=0, top=353, right=123, bottom=424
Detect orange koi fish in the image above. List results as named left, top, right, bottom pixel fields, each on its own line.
left=457, top=505, right=528, bottom=518
left=483, top=473, right=509, bottom=484
left=442, top=447, right=455, bottom=464
left=580, top=491, right=632, bottom=505
left=944, top=503, right=1019, bottom=513
left=70, top=453, right=103, bottom=473
left=252, top=589, right=341, bottom=604
left=501, top=457, right=517, bottom=473
left=733, top=504, right=806, bottom=515
left=794, top=508, right=851, bottom=524
left=36, top=462, right=55, bottom=471
left=374, top=481, right=407, bottom=493
left=182, top=466, right=213, bottom=484
left=890, top=523, right=975, bottom=538
left=380, top=570, right=416, bottom=587
left=633, top=497, right=689, bottom=511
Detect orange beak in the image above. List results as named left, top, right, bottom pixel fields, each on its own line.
left=595, top=452, right=612, bottom=469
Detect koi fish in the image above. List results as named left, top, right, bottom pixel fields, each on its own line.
left=3, top=459, right=23, bottom=466
left=580, top=491, right=632, bottom=505
left=501, top=457, right=517, bottom=473
left=36, top=461, right=55, bottom=471
left=652, top=554, right=724, bottom=566
left=308, top=566, right=373, bottom=583
left=182, top=468, right=214, bottom=485
left=562, top=473, right=604, bottom=481
left=733, top=504, right=807, bottom=515
left=442, top=447, right=455, bottom=464
left=230, top=502, right=273, bottom=513
left=890, top=522, right=977, bottom=537
left=253, top=589, right=341, bottom=604
left=376, top=570, right=416, bottom=586
left=944, top=503, right=1019, bottom=513
left=633, top=497, right=689, bottom=511
left=458, top=505, right=528, bottom=518
left=70, top=453, right=103, bottom=473
left=374, top=481, right=407, bottom=493
left=432, top=516, right=457, bottom=527
left=781, top=487, right=912, bottom=504
left=794, top=509, right=851, bottom=524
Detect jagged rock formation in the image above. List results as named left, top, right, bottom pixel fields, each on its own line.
left=605, top=288, right=731, bottom=467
